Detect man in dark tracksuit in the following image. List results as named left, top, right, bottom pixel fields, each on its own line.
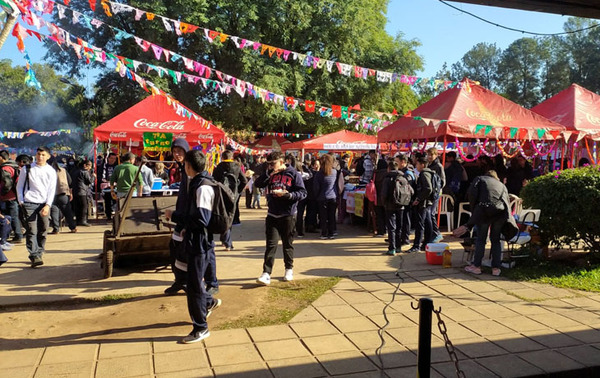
left=168, top=149, right=221, bottom=343
left=254, top=151, right=307, bottom=285
left=407, top=157, right=435, bottom=253
left=164, top=138, right=218, bottom=296
left=427, top=147, right=446, bottom=243
left=212, top=150, right=247, bottom=251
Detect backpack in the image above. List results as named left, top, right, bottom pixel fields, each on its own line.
left=0, top=163, right=19, bottom=196
left=355, top=157, right=365, bottom=176
left=221, top=171, right=239, bottom=196
left=391, top=174, right=414, bottom=207
left=429, top=171, right=443, bottom=202
left=201, top=178, right=236, bottom=234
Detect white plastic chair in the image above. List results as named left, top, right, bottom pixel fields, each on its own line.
left=457, top=202, right=471, bottom=226
left=509, top=194, right=523, bottom=216
left=439, top=194, right=455, bottom=232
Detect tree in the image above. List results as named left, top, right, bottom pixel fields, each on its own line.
left=451, top=42, right=500, bottom=91
left=0, top=59, right=88, bottom=151
left=497, top=38, right=545, bottom=108
left=42, top=0, right=423, bottom=135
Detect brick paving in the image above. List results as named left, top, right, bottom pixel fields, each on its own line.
left=1, top=207, right=600, bottom=377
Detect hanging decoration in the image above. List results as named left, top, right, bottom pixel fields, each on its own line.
left=455, top=137, right=481, bottom=162
left=0, top=128, right=79, bottom=139
left=497, top=140, right=521, bottom=159
left=49, top=0, right=462, bottom=91
left=14, top=11, right=394, bottom=133
left=585, top=138, right=597, bottom=165
left=256, top=131, right=315, bottom=138
left=530, top=140, right=557, bottom=157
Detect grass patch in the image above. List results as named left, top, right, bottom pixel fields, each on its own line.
left=91, top=294, right=138, bottom=303
left=504, top=257, right=600, bottom=293
left=216, top=277, right=341, bottom=330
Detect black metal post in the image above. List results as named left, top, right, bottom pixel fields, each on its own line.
left=417, top=297, right=433, bottom=378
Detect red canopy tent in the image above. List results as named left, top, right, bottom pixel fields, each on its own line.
left=282, top=130, right=377, bottom=152
left=251, top=135, right=291, bottom=150
left=378, top=79, right=565, bottom=143
left=532, top=84, right=600, bottom=142
left=93, top=95, right=225, bottom=147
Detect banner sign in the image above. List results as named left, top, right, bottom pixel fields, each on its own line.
left=323, top=143, right=377, bottom=150
left=143, top=132, right=173, bottom=151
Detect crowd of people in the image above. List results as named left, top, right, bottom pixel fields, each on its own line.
left=1, top=141, right=591, bottom=340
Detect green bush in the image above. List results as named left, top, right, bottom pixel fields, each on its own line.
left=520, top=166, right=600, bottom=257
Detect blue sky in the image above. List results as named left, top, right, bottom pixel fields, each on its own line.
left=1, top=0, right=575, bottom=82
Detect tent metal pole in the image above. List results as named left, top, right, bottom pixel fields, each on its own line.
left=94, top=139, right=98, bottom=220
left=437, top=136, right=447, bottom=229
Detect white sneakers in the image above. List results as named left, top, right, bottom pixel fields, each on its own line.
left=256, top=272, right=271, bottom=285
left=256, top=270, right=293, bottom=285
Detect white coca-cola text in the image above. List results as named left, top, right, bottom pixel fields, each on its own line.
left=133, top=118, right=186, bottom=130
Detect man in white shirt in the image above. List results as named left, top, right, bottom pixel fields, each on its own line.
left=16, top=147, right=57, bottom=267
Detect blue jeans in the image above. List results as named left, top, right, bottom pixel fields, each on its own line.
left=473, top=218, right=505, bottom=269
left=220, top=229, right=233, bottom=249
left=386, top=208, right=404, bottom=252
left=22, top=202, right=49, bottom=259
left=1, top=215, right=12, bottom=243
left=412, top=205, right=433, bottom=249
left=1, top=199, right=23, bottom=240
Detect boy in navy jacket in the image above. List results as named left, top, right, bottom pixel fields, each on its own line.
left=254, top=152, right=307, bottom=285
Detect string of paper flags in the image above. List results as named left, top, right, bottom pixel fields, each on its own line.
left=13, top=14, right=395, bottom=133
left=0, top=128, right=79, bottom=139
left=20, top=2, right=403, bottom=128
left=11, top=16, right=280, bottom=155
left=19, top=0, right=461, bottom=91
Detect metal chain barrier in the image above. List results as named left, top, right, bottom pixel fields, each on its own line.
left=375, top=256, right=405, bottom=377
left=433, top=307, right=466, bottom=378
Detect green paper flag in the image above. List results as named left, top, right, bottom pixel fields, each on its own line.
left=537, top=129, right=546, bottom=139
left=414, top=116, right=422, bottom=121
left=143, top=132, right=173, bottom=151
left=475, top=124, right=485, bottom=134
left=510, top=128, right=518, bottom=138
left=485, top=125, right=493, bottom=135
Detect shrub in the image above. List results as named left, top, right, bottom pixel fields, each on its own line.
left=520, top=166, right=600, bottom=258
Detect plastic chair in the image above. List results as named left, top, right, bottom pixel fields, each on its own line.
left=439, top=194, right=455, bottom=232
left=457, top=202, right=471, bottom=226
left=509, top=194, right=523, bottom=216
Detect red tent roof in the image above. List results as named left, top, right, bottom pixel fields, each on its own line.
left=93, top=96, right=225, bottom=145
left=378, top=79, right=565, bottom=143
left=531, top=84, right=600, bottom=140
left=282, top=130, right=377, bottom=151
left=252, top=135, right=291, bottom=149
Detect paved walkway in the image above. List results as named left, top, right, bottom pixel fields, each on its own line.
left=1, top=206, right=600, bottom=377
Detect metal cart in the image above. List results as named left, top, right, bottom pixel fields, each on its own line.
left=101, top=189, right=177, bottom=278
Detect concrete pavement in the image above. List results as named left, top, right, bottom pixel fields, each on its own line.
left=1, top=206, right=600, bottom=377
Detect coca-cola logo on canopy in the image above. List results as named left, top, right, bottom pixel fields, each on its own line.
left=110, top=132, right=127, bottom=138
left=134, top=118, right=186, bottom=130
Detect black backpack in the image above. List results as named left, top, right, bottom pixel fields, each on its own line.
left=392, top=174, right=414, bottom=207
left=355, top=157, right=365, bottom=176
left=0, top=162, right=19, bottom=196
left=201, top=178, right=236, bottom=234
left=428, top=171, right=443, bottom=202
left=221, top=171, right=239, bottom=196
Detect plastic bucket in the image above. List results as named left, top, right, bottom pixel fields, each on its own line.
left=425, top=243, right=449, bottom=265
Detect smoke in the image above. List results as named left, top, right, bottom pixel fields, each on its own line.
left=8, top=99, right=89, bottom=155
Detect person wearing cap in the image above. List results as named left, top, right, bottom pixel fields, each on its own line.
left=16, top=147, right=57, bottom=268
left=164, top=138, right=219, bottom=296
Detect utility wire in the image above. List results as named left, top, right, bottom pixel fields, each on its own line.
left=438, top=0, right=600, bottom=36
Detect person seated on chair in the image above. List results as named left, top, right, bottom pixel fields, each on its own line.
left=453, top=170, right=517, bottom=277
